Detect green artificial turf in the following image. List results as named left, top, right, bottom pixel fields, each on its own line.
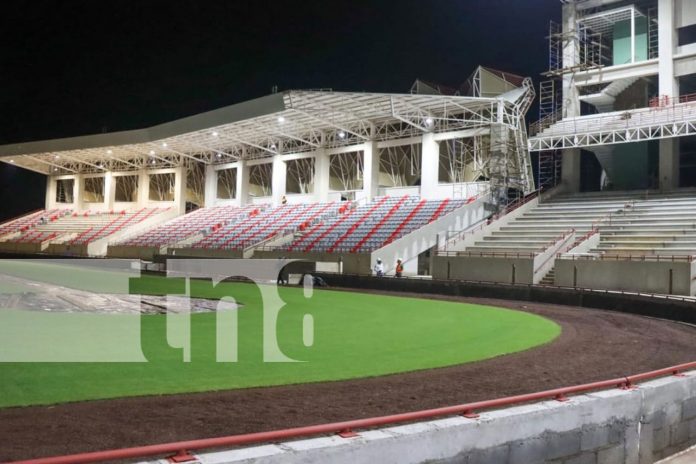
left=0, top=264, right=561, bottom=408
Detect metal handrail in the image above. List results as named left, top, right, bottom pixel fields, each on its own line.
left=532, top=97, right=696, bottom=140
left=9, top=361, right=696, bottom=464
left=558, top=253, right=695, bottom=262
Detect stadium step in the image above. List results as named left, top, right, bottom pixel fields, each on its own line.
left=539, top=267, right=555, bottom=286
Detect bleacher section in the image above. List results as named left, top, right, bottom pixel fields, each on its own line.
left=119, top=204, right=259, bottom=248
left=189, top=202, right=342, bottom=251
left=460, top=195, right=630, bottom=254
left=456, top=192, right=696, bottom=257
left=0, top=209, right=62, bottom=240
left=0, top=208, right=169, bottom=254
left=285, top=196, right=468, bottom=253
left=588, top=194, right=696, bottom=256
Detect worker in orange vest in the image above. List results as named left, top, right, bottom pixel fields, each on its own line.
left=395, top=258, right=404, bottom=278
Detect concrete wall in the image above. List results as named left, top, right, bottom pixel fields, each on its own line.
left=108, top=245, right=161, bottom=260
left=555, top=258, right=695, bottom=296
left=253, top=250, right=371, bottom=275
left=313, top=273, right=696, bottom=325
left=432, top=255, right=535, bottom=283
left=151, top=372, right=696, bottom=464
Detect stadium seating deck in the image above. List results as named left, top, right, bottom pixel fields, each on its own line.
left=459, top=192, right=696, bottom=257
left=189, top=201, right=342, bottom=251
left=118, top=204, right=259, bottom=248
left=285, top=195, right=469, bottom=253
left=1, top=208, right=168, bottom=245
left=0, top=209, right=62, bottom=240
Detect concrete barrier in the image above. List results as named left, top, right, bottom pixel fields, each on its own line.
left=144, top=372, right=696, bottom=464
left=313, top=274, right=696, bottom=327
left=555, top=258, right=696, bottom=296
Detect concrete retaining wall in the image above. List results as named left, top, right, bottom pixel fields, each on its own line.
left=313, top=274, right=696, bottom=325
left=147, top=373, right=696, bottom=464
left=432, top=254, right=535, bottom=283
left=253, top=250, right=370, bottom=275
left=555, top=258, right=696, bottom=296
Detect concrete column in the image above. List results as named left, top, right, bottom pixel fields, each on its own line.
left=103, top=172, right=115, bottom=211
left=74, top=174, right=84, bottom=211
left=314, top=150, right=330, bottom=202
left=421, top=132, right=439, bottom=199
left=659, top=138, right=680, bottom=190
left=561, top=3, right=580, bottom=118
left=45, top=177, right=57, bottom=210
left=362, top=142, right=380, bottom=200
left=271, top=155, right=287, bottom=206
left=630, top=7, right=636, bottom=64
left=173, top=166, right=187, bottom=214
left=236, top=161, right=250, bottom=206
left=658, top=0, right=679, bottom=190
left=562, top=149, right=581, bottom=193
left=658, top=0, right=678, bottom=99
left=137, top=170, right=149, bottom=208
left=204, top=164, right=217, bottom=207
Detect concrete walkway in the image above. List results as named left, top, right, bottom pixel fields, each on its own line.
left=657, top=445, right=696, bottom=463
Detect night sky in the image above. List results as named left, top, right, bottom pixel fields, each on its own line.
left=0, top=0, right=559, bottom=221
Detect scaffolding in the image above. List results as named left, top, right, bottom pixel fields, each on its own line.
left=548, top=20, right=563, bottom=74
left=538, top=151, right=562, bottom=190
left=648, top=6, right=658, bottom=60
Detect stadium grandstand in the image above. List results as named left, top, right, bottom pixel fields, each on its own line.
left=1, top=0, right=696, bottom=294
left=5, top=2, right=696, bottom=464
left=0, top=66, right=535, bottom=274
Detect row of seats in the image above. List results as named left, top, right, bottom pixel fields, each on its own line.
left=190, top=202, right=342, bottom=250
left=71, top=208, right=168, bottom=245
left=4, top=208, right=168, bottom=245
left=119, top=204, right=259, bottom=247
left=11, top=230, right=58, bottom=244
left=285, top=196, right=468, bottom=253
left=0, top=209, right=63, bottom=239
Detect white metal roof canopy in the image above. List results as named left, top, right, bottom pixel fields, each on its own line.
left=0, top=90, right=524, bottom=175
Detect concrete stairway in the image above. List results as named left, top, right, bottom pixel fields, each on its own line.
left=459, top=191, right=696, bottom=259
left=590, top=194, right=696, bottom=256
left=539, top=267, right=555, bottom=286
left=578, top=76, right=640, bottom=112
left=462, top=195, right=633, bottom=254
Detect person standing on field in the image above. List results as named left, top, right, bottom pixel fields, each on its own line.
left=374, top=258, right=385, bottom=277
left=395, top=258, right=404, bottom=278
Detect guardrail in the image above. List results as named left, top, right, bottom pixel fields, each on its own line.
left=649, top=92, right=696, bottom=107
left=558, top=253, right=695, bottom=262
left=531, top=97, right=696, bottom=141
left=9, top=361, right=696, bottom=464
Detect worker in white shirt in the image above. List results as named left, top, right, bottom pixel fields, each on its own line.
left=374, top=258, right=385, bottom=277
